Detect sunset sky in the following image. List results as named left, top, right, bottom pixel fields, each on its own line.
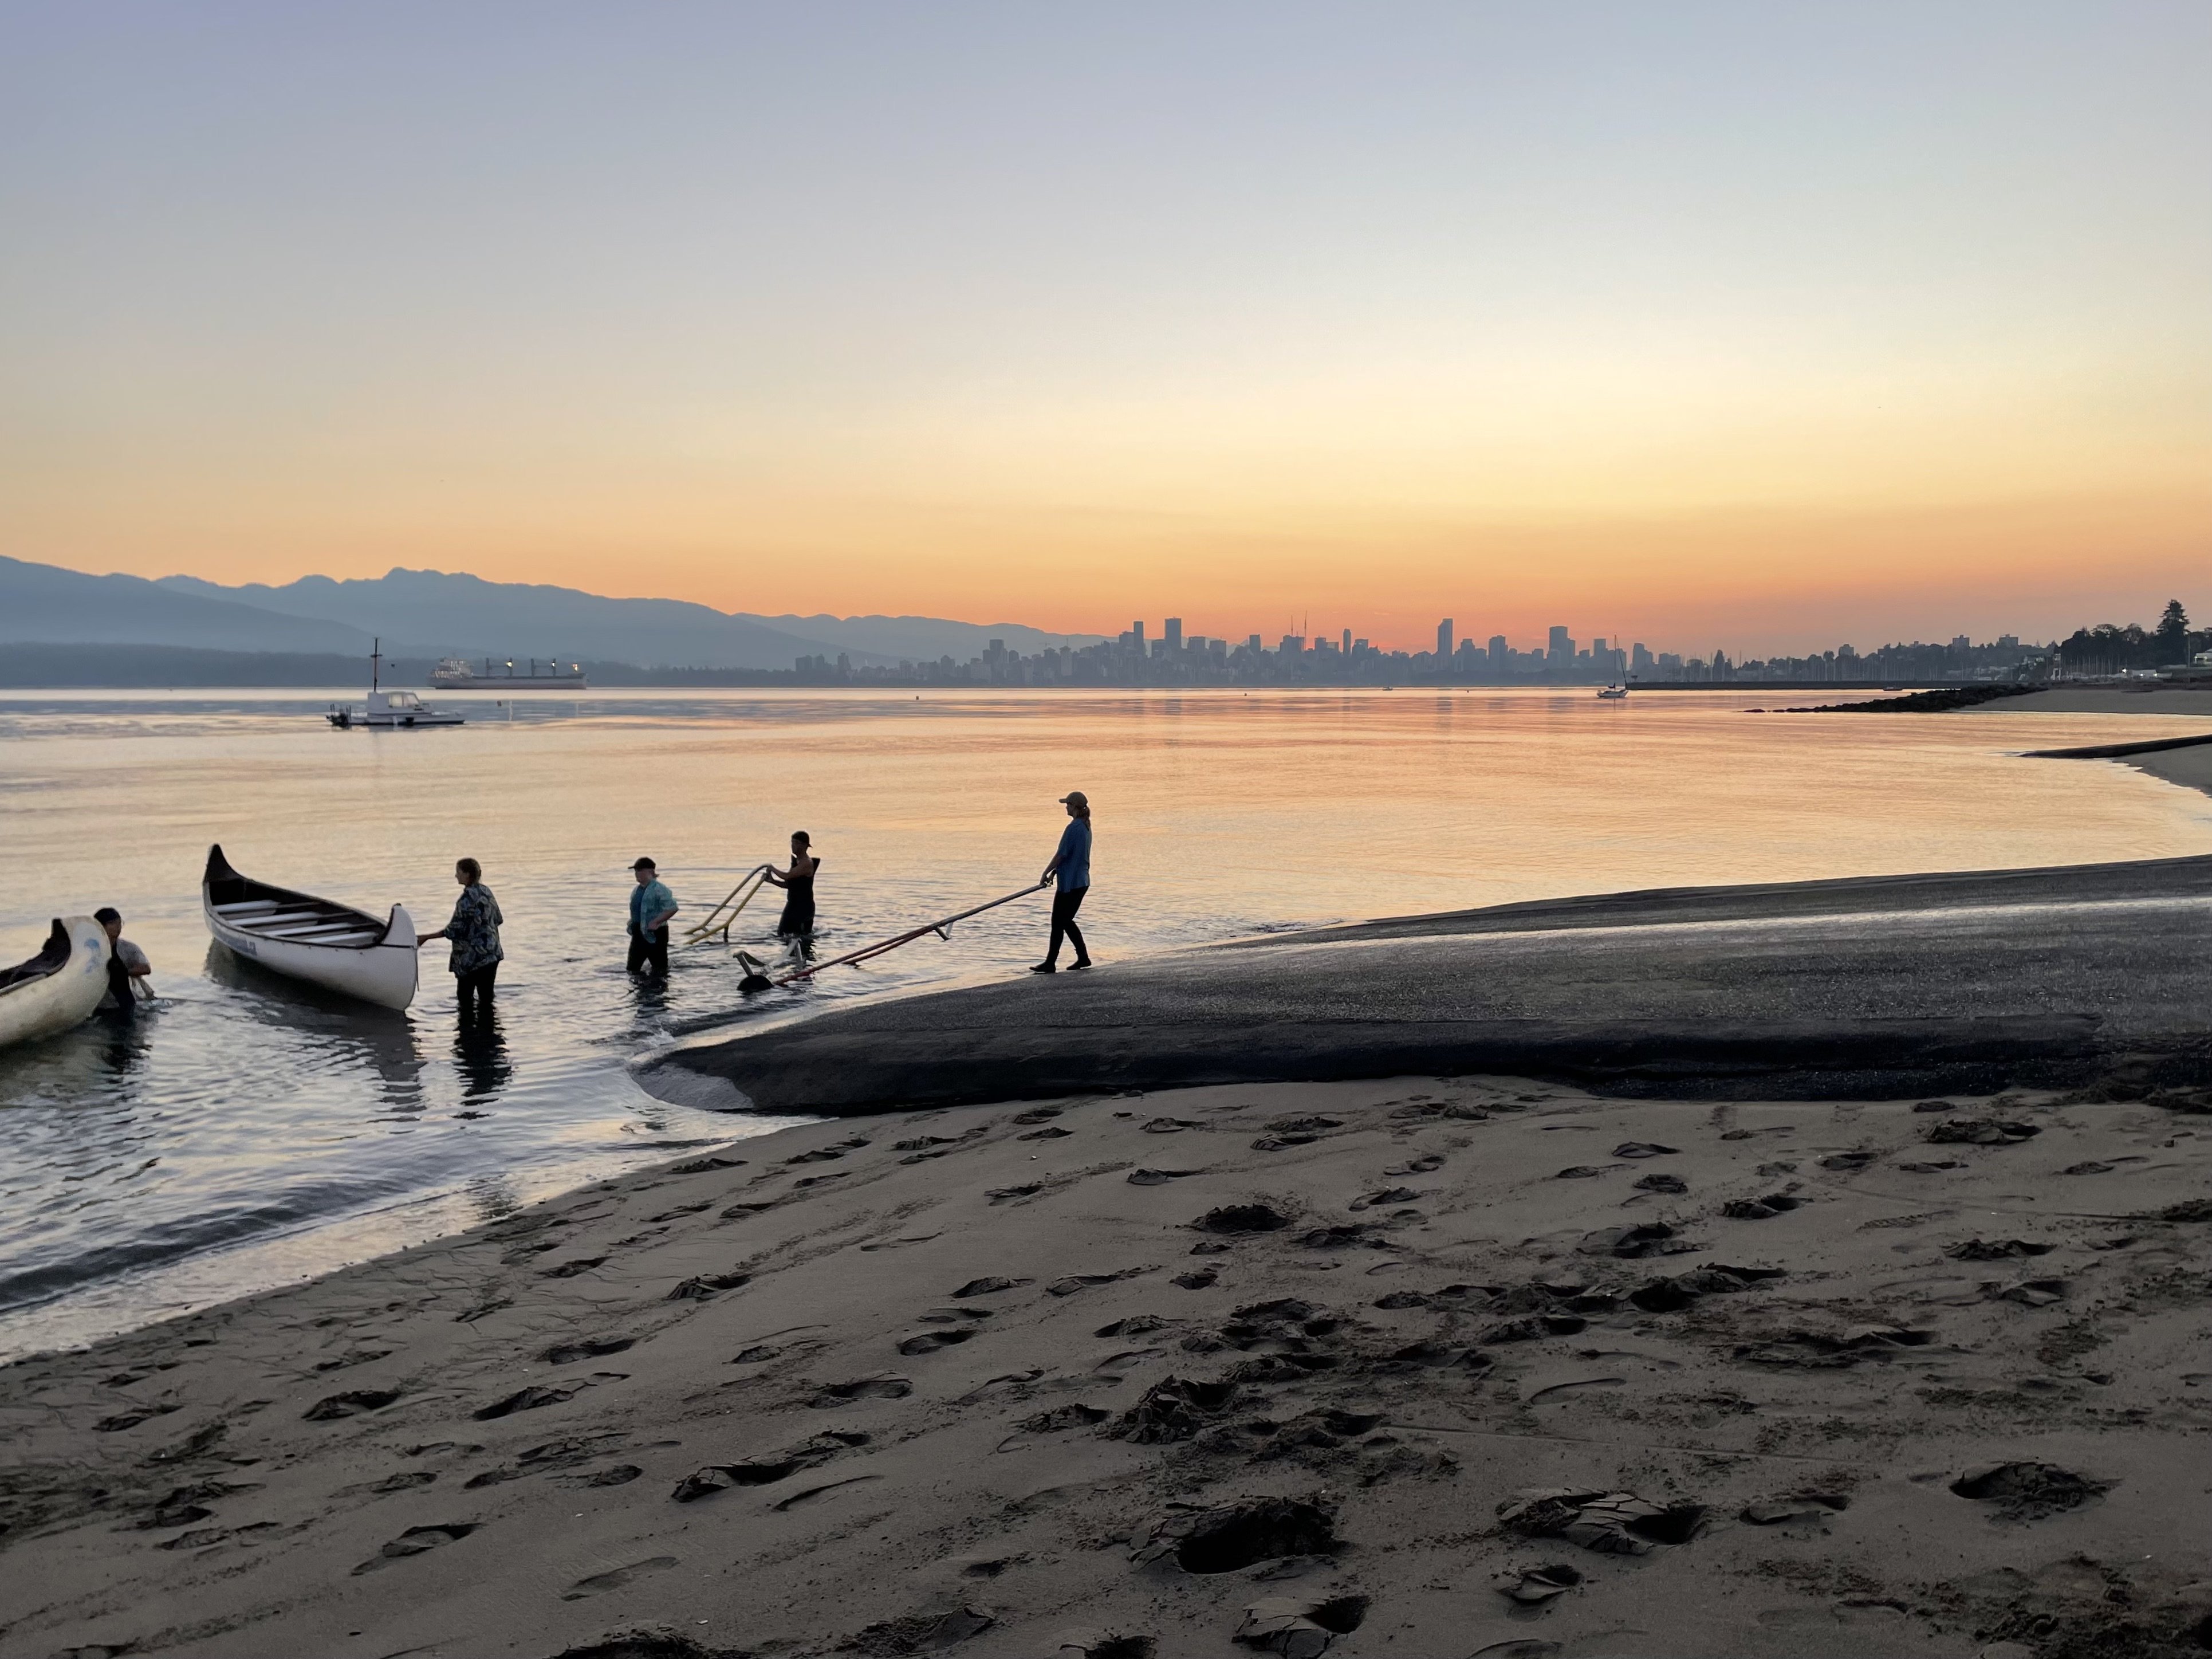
left=3, top=3, right=2206, bottom=654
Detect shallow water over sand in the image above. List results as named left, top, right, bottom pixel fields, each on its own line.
left=2, top=685, right=2207, bottom=1357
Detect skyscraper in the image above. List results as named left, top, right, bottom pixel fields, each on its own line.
left=1548, top=626, right=1572, bottom=662
left=1437, top=619, right=1454, bottom=659
left=1341, top=627, right=1352, bottom=655
left=1164, top=618, right=1183, bottom=652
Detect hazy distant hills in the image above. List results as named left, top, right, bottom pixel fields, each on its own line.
left=155, top=568, right=867, bottom=669
left=0, top=557, right=1101, bottom=670
left=0, top=556, right=374, bottom=655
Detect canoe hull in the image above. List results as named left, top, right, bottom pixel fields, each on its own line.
left=0, top=917, right=112, bottom=1049
left=201, top=844, right=419, bottom=1012
left=204, top=905, right=419, bottom=1011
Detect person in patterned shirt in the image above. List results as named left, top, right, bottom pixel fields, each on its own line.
left=420, top=856, right=505, bottom=1018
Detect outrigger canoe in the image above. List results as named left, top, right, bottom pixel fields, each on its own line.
left=0, top=917, right=112, bottom=1049
left=202, top=844, right=419, bottom=1011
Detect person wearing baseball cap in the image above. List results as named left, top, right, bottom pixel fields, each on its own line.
left=627, top=857, right=678, bottom=977
left=1032, top=791, right=1093, bottom=973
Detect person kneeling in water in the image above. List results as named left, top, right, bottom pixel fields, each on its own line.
left=93, top=907, right=151, bottom=1013
left=1032, top=791, right=1092, bottom=973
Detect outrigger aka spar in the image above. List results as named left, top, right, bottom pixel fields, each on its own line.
left=733, top=880, right=1050, bottom=993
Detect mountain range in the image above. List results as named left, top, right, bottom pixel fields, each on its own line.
left=0, top=557, right=1101, bottom=670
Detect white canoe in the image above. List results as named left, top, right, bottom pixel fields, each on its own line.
left=0, top=916, right=113, bottom=1049
left=202, top=844, right=419, bottom=1012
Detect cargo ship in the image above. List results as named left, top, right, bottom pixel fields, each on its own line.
left=430, top=656, right=588, bottom=690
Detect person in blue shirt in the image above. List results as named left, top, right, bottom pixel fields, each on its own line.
left=1032, top=791, right=1093, bottom=973
left=627, top=856, right=678, bottom=977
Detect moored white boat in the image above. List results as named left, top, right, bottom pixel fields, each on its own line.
left=325, top=638, right=466, bottom=729
left=0, top=917, right=113, bottom=1049
left=202, top=844, right=419, bottom=1011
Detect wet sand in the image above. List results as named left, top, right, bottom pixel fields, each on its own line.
left=644, top=859, right=2212, bottom=1117
left=1970, top=688, right=2212, bottom=717
left=5, top=1075, right=2211, bottom=1658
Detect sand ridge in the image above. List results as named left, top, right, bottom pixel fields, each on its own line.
left=3, top=1076, right=2211, bottom=1658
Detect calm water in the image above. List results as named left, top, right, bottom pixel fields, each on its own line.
left=3, top=685, right=2208, bottom=1360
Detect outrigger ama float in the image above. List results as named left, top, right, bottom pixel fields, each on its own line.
left=201, top=844, right=419, bottom=1011
left=0, top=917, right=112, bottom=1049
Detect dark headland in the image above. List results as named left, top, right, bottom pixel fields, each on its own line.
left=643, top=856, right=2212, bottom=1117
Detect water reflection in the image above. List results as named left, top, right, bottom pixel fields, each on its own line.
left=8, top=685, right=2212, bottom=1361
left=452, top=1007, right=511, bottom=1111
left=203, top=941, right=427, bottom=1108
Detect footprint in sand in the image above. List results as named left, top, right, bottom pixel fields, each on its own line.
left=914, top=1307, right=994, bottom=1324
left=1493, top=1562, right=1583, bottom=1604
left=1128, top=1169, right=1202, bottom=1186
left=543, top=1336, right=635, bottom=1365
left=1722, top=1194, right=1802, bottom=1220
left=1741, top=1491, right=1851, bottom=1524
left=772, top=1473, right=884, bottom=1511
left=302, top=1389, right=401, bottom=1421
left=561, top=1554, right=678, bottom=1599
left=810, top=1377, right=913, bottom=1408
left=1349, top=1186, right=1421, bottom=1210
left=897, top=1328, right=978, bottom=1355
left=860, top=1232, right=944, bottom=1252
left=1193, top=1204, right=1293, bottom=1235
left=1950, top=1461, right=2106, bottom=1520
left=1048, top=1267, right=1157, bottom=1295
left=1525, top=1377, right=1625, bottom=1404
left=1384, top=1153, right=1446, bottom=1176
left=953, top=1277, right=1031, bottom=1298
left=351, top=1522, right=479, bottom=1575
left=553, top=1464, right=641, bottom=1488
left=1946, top=1239, right=2055, bottom=1261
left=472, top=1383, right=578, bottom=1421
left=1020, top=1126, right=1075, bottom=1141
left=667, top=1271, right=752, bottom=1300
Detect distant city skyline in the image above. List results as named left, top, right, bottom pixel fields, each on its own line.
left=4, top=7, right=2206, bottom=652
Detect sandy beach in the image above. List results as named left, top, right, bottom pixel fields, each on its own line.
left=8, top=861, right=2212, bottom=1659
left=6, top=1064, right=2212, bottom=1658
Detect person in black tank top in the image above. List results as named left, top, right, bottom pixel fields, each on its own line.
left=765, top=831, right=820, bottom=948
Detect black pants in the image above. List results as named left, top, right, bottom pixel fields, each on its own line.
left=627, top=925, right=670, bottom=977
left=457, top=961, right=498, bottom=1017
left=1046, top=886, right=1089, bottom=966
